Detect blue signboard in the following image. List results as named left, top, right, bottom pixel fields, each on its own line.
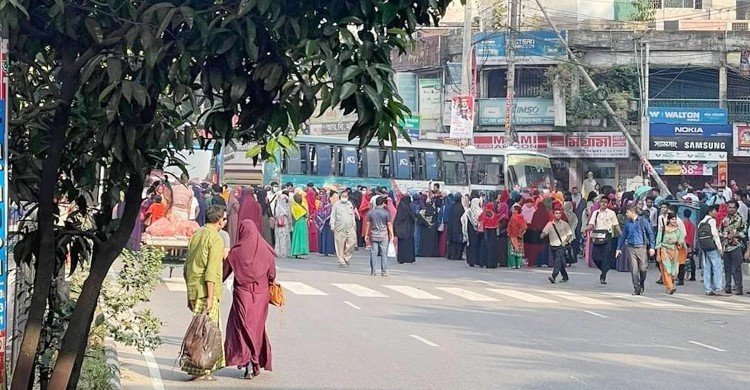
left=650, top=123, right=732, bottom=137
left=474, top=31, right=567, bottom=61
left=648, top=107, right=728, bottom=124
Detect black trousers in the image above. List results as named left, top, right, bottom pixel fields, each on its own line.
left=723, top=248, right=744, bottom=291
left=551, top=247, right=569, bottom=280
left=593, top=239, right=613, bottom=278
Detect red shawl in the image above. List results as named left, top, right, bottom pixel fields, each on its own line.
left=479, top=202, right=501, bottom=229
left=508, top=211, right=528, bottom=238
left=238, top=187, right=263, bottom=233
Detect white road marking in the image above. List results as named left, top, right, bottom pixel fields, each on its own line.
left=332, top=283, right=388, bottom=297
left=670, top=295, right=750, bottom=311
left=383, top=285, right=443, bottom=300
left=164, top=282, right=186, bottom=292
left=410, top=335, right=439, bottom=347
left=528, top=269, right=589, bottom=276
left=487, top=288, right=558, bottom=303
left=688, top=341, right=726, bottom=352
left=583, top=310, right=609, bottom=318
left=538, top=290, right=614, bottom=306
left=474, top=280, right=500, bottom=287
left=283, top=281, right=329, bottom=296
left=343, top=301, right=362, bottom=310
left=435, top=287, right=499, bottom=302
left=143, top=350, right=166, bottom=390
left=603, top=292, right=683, bottom=307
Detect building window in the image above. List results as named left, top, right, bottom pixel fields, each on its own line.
left=650, top=0, right=662, bottom=8
left=664, top=0, right=693, bottom=8
left=694, top=0, right=702, bottom=9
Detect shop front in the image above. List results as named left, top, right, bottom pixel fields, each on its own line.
left=731, top=123, right=750, bottom=186
left=472, top=131, right=631, bottom=191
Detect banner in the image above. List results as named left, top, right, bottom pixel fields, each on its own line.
left=418, top=78, right=442, bottom=120
left=395, top=72, right=418, bottom=114
left=733, top=123, right=750, bottom=157
left=647, top=107, right=727, bottom=124
left=649, top=123, right=731, bottom=161
left=472, top=131, right=629, bottom=158
left=398, top=115, right=420, bottom=140
left=474, top=30, right=567, bottom=64
left=477, top=98, right=555, bottom=126
left=449, top=95, right=474, bottom=139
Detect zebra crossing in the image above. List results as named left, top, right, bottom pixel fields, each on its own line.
left=161, top=277, right=750, bottom=313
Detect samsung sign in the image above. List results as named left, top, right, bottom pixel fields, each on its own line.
left=649, top=123, right=732, bottom=161
left=648, top=107, right=728, bottom=125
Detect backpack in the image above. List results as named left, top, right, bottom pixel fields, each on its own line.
left=179, top=313, right=223, bottom=370
left=697, top=219, right=717, bottom=251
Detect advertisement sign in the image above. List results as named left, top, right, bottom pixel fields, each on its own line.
left=474, top=30, right=567, bottom=63
left=719, top=161, right=728, bottom=183
left=449, top=95, right=474, bottom=139
left=391, top=35, right=442, bottom=72
left=477, top=98, right=555, bottom=126
left=648, top=123, right=731, bottom=161
left=473, top=131, right=629, bottom=158
left=418, top=79, right=442, bottom=120
left=647, top=107, right=728, bottom=124
left=733, top=123, right=750, bottom=157
left=398, top=115, right=420, bottom=140
left=0, top=38, right=7, bottom=384
left=395, top=72, right=418, bottom=114
left=308, top=101, right=357, bottom=136
left=657, top=163, right=714, bottom=176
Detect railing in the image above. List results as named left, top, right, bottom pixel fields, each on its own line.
left=649, top=99, right=750, bottom=122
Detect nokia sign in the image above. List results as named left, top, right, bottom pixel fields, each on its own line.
left=674, top=126, right=703, bottom=134
left=650, top=123, right=732, bottom=138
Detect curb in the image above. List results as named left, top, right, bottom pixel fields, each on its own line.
left=104, top=338, right=122, bottom=390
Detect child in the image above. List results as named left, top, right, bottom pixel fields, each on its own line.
left=145, top=195, right=166, bottom=225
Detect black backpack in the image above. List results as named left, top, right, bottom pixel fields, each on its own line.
left=697, top=219, right=717, bottom=251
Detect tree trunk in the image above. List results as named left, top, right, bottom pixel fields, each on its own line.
left=11, top=48, right=80, bottom=390
left=48, top=175, right=144, bottom=389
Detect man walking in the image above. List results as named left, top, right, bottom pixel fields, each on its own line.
left=698, top=205, right=726, bottom=296
left=587, top=197, right=621, bottom=284
left=720, top=200, right=746, bottom=295
left=330, top=190, right=357, bottom=268
left=364, top=196, right=393, bottom=276
left=542, top=208, right=573, bottom=284
left=182, top=205, right=227, bottom=380
left=616, top=205, right=655, bottom=295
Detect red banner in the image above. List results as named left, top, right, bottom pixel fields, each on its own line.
left=473, top=131, right=629, bottom=158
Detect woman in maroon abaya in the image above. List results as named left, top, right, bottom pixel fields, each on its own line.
left=238, top=187, right=263, bottom=235
left=223, top=220, right=276, bottom=379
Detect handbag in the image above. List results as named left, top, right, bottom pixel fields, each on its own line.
left=269, top=282, right=285, bottom=307
left=387, top=241, right=397, bottom=258
left=179, top=311, right=223, bottom=370
left=276, top=216, right=286, bottom=228
left=591, top=211, right=610, bottom=245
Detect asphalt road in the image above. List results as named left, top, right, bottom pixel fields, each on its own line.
left=119, top=250, right=750, bottom=390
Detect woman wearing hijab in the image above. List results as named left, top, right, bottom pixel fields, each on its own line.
left=223, top=220, right=275, bottom=379
left=497, top=193, right=510, bottom=267
left=447, top=193, right=466, bottom=260
left=417, top=197, right=439, bottom=257
left=359, top=190, right=373, bottom=248
left=394, top=195, right=417, bottom=264
left=411, top=194, right=423, bottom=256
left=507, top=204, right=528, bottom=268
left=238, top=187, right=263, bottom=236
left=193, top=185, right=207, bottom=226
left=438, top=193, right=453, bottom=258
left=521, top=198, right=536, bottom=224
left=524, top=198, right=547, bottom=268
left=317, top=192, right=336, bottom=256
left=273, top=191, right=292, bottom=258
left=290, top=192, right=310, bottom=258
left=226, top=187, right=242, bottom=246
left=350, top=189, right=364, bottom=247
left=461, top=198, right=483, bottom=267
left=479, top=202, right=501, bottom=268
left=255, top=188, right=274, bottom=246
left=307, top=191, right=320, bottom=253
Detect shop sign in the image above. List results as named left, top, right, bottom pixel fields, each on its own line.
left=449, top=95, right=474, bottom=139
left=733, top=123, right=750, bottom=157
left=648, top=123, right=731, bottom=161
left=395, top=72, right=418, bottom=114
left=472, top=131, right=629, bottom=158
left=391, top=35, right=442, bottom=71
left=658, top=163, right=714, bottom=176
left=719, top=161, right=728, bottom=183
left=648, top=107, right=728, bottom=124
left=474, top=30, right=567, bottom=64
left=477, top=98, right=555, bottom=126
left=418, top=78, right=442, bottom=120
left=398, top=115, right=420, bottom=140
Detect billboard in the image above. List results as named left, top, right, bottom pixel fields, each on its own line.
left=473, top=131, right=629, bottom=158
left=474, top=30, right=567, bottom=64
left=477, top=98, right=555, bottom=126
left=647, top=107, right=727, bottom=124
left=648, top=123, right=731, bottom=161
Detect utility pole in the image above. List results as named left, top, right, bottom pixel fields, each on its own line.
left=505, top=0, right=519, bottom=144
left=531, top=0, right=671, bottom=195
left=640, top=42, right=650, bottom=165
left=460, top=0, right=473, bottom=94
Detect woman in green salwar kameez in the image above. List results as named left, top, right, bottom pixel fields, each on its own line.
left=290, top=192, right=310, bottom=258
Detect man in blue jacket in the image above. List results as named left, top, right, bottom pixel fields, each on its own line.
left=616, top=205, right=656, bottom=295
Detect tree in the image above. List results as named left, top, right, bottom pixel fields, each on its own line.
left=630, top=0, right=656, bottom=23
left=2, top=0, right=455, bottom=388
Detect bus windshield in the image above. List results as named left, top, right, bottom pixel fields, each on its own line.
left=468, top=156, right=504, bottom=186
left=443, top=161, right=469, bottom=186
left=506, top=154, right=553, bottom=190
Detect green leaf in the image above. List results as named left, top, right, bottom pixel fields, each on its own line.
left=278, top=134, right=293, bottom=148
left=363, top=85, right=382, bottom=110
left=340, top=16, right=364, bottom=25
left=99, top=82, right=119, bottom=102
left=8, top=0, right=30, bottom=18
left=124, top=126, right=136, bottom=150
left=216, top=35, right=238, bottom=55
left=339, top=82, right=358, bottom=101
left=121, top=81, right=134, bottom=103
left=264, top=65, right=283, bottom=91
left=305, top=41, right=319, bottom=57
left=107, top=58, right=122, bottom=82
left=230, top=77, right=247, bottom=103
left=366, top=67, right=384, bottom=94
left=85, top=18, right=103, bottom=43
left=157, top=7, right=177, bottom=37
left=266, top=138, right=278, bottom=155
left=132, top=84, right=148, bottom=107
left=342, top=65, right=361, bottom=81
left=246, top=144, right=263, bottom=158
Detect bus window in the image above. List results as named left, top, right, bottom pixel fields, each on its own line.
left=365, top=148, right=380, bottom=178
left=444, top=161, right=469, bottom=186
left=394, top=150, right=411, bottom=179
left=299, top=144, right=309, bottom=175
left=338, top=146, right=359, bottom=177
left=507, top=154, right=553, bottom=190
left=424, top=151, right=439, bottom=180
left=379, top=149, right=391, bottom=178
left=315, top=145, right=332, bottom=176
left=469, top=156, right=504, bottom=186
left=283, top=148, right=301, bottom=175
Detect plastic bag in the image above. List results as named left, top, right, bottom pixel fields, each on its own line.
left=387, top=241, right=397, bottom=258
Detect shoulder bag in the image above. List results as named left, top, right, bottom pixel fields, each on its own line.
left=269, top=282, right=285, bottom=307
left=591, top=211, right=611, bottom=245
left=552, top=222, right=574, bottom=263
left=179, top=311, right=223, bottom=370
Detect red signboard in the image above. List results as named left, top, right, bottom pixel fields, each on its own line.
left=473, top=131, right=630, bottom=158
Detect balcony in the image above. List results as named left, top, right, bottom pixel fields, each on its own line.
left=649, top=99, right=750, bottom=123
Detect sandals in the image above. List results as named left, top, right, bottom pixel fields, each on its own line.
left=189, top=375, right=216, bottom=382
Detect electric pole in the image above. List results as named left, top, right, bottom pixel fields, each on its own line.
left=460, top=0, right=473, bottom=94
left=505, top=0, right=519, bottom=144
left=531, top=0, right=671, bottom=195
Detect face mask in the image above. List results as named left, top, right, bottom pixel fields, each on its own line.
left=272, top=186, right=279, bottom=193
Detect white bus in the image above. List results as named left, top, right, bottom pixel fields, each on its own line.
left=463, top=147, right=554, bottom=194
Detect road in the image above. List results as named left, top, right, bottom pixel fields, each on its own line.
left=119, top=251, right=750, bottom=390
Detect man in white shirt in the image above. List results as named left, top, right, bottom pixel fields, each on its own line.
left=698, top=205, right=727, bottom=296
left=682, top=187, right=699, bottom=204
left=643, top=196, right=658, bottom=230
left=736, top=192, right=749, bottom=224
left=587, top=197, right=621, bottom=285
left=542, top=208, right=574, bottom=284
